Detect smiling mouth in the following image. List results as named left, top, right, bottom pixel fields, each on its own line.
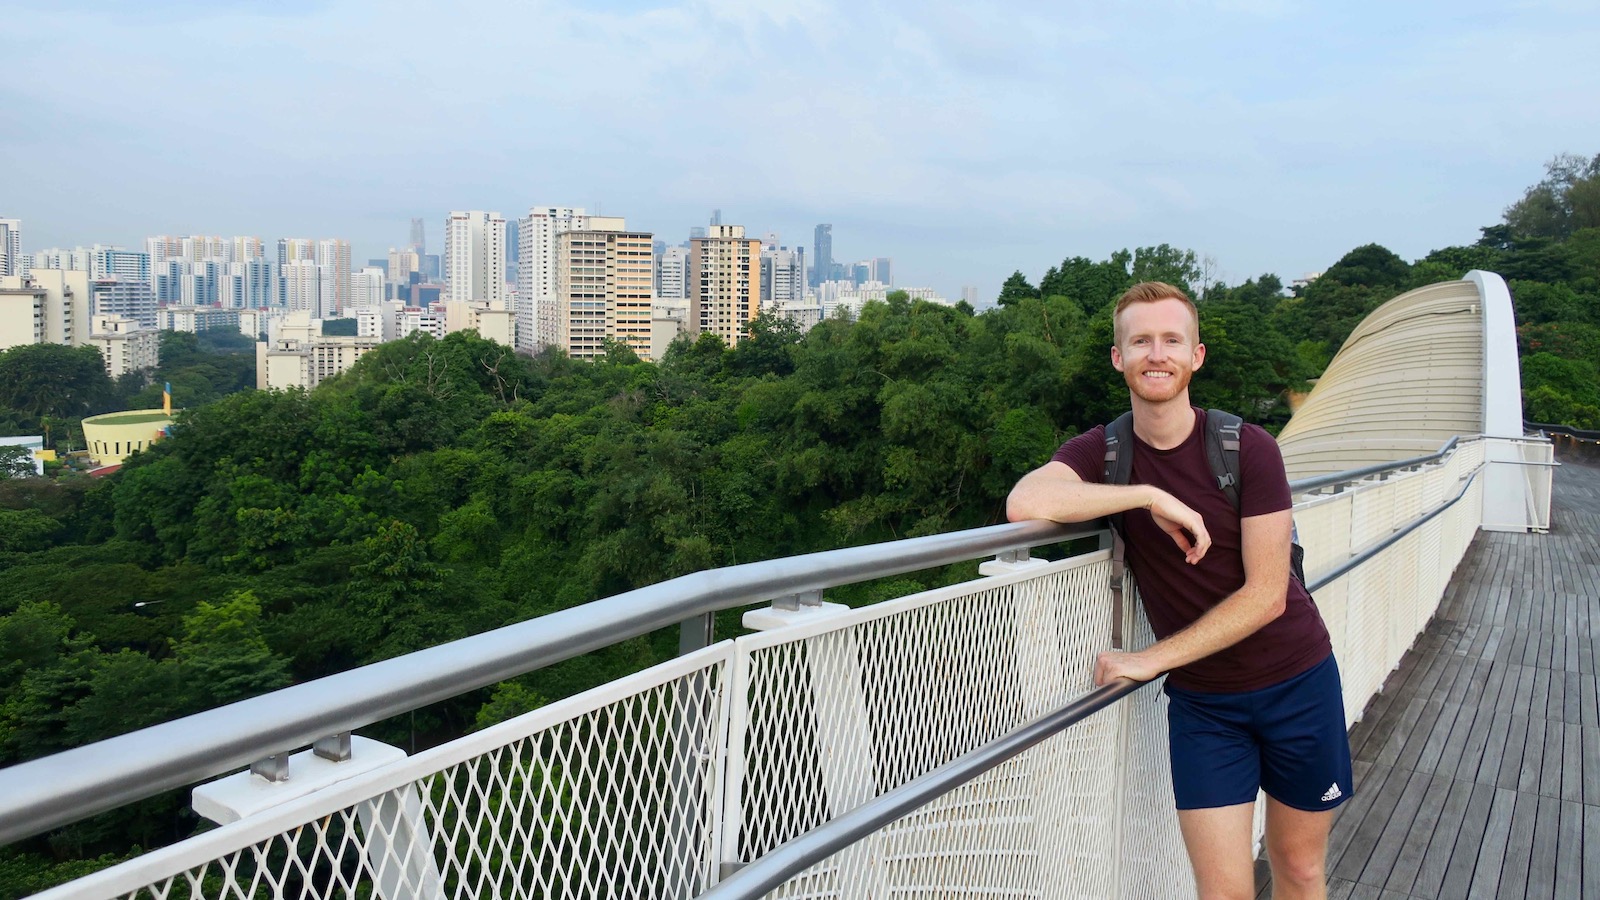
left=1142, top=371, right=1173, bottom=379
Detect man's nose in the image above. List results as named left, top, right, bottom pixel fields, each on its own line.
left=1147, top=342, right=1168, bottom=361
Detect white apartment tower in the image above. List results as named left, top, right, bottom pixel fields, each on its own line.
left=0, top=269, right=91, bottom=350
left=282, top=260, right=327, bottom=318
left=655, top=246, right=689, bottom=300
left=518, top=206, right=605, bottom=355
left=443, top=211, right=506, bottom=309
left=351, top=267, right=385, bottom=309
left=0, top=219, right=20, bottom=277
left=689, top=225, right=762, bottom=348
left=316, top=239, right=352, bottom=313
left=760, top=246, right=805, bottom=306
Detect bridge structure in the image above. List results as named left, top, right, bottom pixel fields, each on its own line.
left=0, top=271, right=1573, bottom=899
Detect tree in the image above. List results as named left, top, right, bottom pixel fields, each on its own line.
left=1504, top=152, right=1600, bottom=239
left=172, top=591, right=291, bottom=709
left=0, top=446, right=35, bottom=479
left=996, top=271, right=1040, bottom=306
left=0, top=345, right=113, bottom=429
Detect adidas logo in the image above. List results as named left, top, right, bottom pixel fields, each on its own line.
left=1321, top=783, right=1343, bottom=803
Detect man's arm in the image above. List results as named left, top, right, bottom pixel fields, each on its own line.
left=1007, top=461, right=1212, bottom=564
left=1093, top=508, right=1292, bottom=685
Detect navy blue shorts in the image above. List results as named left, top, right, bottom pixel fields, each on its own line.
left=1164, top=653, right=1354, bottom=812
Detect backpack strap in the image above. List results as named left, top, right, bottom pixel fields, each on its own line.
left=1204, top=409, right=1244, bottom=512
left=1102, top=413, right=1135, bottom=649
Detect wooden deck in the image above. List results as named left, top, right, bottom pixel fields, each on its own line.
left=1258, top=454, right=1600, bottom=899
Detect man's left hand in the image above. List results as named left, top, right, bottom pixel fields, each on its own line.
left=1094, top=649, right=1163, bottom=686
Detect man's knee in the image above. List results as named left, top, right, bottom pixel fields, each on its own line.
left=1267, top=844, right=1326, bottom=888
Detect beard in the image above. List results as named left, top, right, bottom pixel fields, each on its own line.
left=1123, top=365, right=1193, bottom=404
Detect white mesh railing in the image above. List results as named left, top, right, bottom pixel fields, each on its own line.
left=29, top=438, right=1504, bottom=900
left=34, top=648, right=733, bottom=900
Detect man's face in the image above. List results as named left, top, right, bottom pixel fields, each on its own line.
left=1110, top=297, right=1205, bottom=404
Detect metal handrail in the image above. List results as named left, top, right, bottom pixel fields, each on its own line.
left=1286, top=437, right=1458, bottom=495
left=0, top=519, right=1096, bottom=847
left=703, top=451, right=1485, bottom=900
left=701, top=679, right=1146, bottom=899
left=1526, top=420, right=1600, bottom=442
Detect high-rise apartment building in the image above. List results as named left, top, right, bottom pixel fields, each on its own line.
left=443, top=211, right=506, bottom=309
left=0, top=270, right=90, bottom=350
left=655, top=246, right=689, bottom=300
left=690, top=225, right=762, bottom=348
left=518, top=206, right=604, bottom=355
left=232, top=237, right=264, bottom=262
left=91, top=278, right=157, bottom=327
left=145, top=236, right=183, bottom=270
left=760, top=246, right=805, bottom=306
left=0, top=219, right=20, bottom=278
left=812, top=224, right=832, bottom=289
left=352, top=267, right=385, bottom=309
left=283, top=259, right=328, bottom=318
left=316, top=239, right=352, bottom=313
left=96, top=247, right=152, bottom=282
left=87, top=314, right=160, bottom=378
left=278, top=238, right=316, bottom=265
left=553, top=226, right=654, bottom=360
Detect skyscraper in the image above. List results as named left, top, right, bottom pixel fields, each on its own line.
left=444, top=211, right=507, bottom=309
left=410, top=218, right=426, bottom=254
left=872, top=257, right=892, bottom=286
left=812, top=224, right=832, bottom=289
left=690, top=225, right=762, bottom=348
left=316, top=239, right=352, bottom=314
left=760, top=246, right=805, bottom=306
left=1, top=219, right=22, bottom=277
left=655, top=246, right=689, bottom=301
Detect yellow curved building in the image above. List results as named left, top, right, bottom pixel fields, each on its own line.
left=81, top=409, right=175, bottom=466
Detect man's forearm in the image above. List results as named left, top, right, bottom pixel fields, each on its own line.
left=1140, top=582, right=1286, bottom=674
left=1006, top=470, right=1159, bottom=523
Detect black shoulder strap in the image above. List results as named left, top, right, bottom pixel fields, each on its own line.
left=1101, top=412, right=1135, bottom=649
left=1204, top=409, right=1243, bottom=512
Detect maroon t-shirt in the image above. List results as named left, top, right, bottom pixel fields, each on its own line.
left=1052, top=409, right=1331, bottom=692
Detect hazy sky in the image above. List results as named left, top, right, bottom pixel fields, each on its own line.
left=4, top=0, right=1599, bottom=302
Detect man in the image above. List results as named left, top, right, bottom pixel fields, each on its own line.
left=1007, top=282, right=1351, bottom=900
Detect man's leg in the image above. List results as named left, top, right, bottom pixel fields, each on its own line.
left=1176, top=801, right=1256, bottom=900
left=1263, top=795, right=1335, bottom=899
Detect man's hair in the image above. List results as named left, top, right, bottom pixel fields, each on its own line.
left=1112, top=281, right=1198, bottom=345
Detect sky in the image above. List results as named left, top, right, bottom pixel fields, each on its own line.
left=4, top=0, right=1600, bottom=303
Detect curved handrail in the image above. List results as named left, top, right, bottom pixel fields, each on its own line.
left=0, top=519, right=1095, bottom=847
left=1526, top=420, right=1600, bottom=442
left=1286, top=437, right=1458, bottom=495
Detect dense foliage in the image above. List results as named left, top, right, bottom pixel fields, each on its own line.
left=3, top=155, right=1600, bottom=891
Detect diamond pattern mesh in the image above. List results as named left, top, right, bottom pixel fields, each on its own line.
left=109, top=660, right=728, bottom=900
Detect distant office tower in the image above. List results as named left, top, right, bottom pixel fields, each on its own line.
left=0, top=269, right=90, bottom=350
left=961, top=285, right=979, bottom=305
left=656, top=246, right=689, bottom=300
left=690, top=225, right=762, bottom=348
left=352, top=267, right=385, bottom=309
left=760, top=246, right=805, bottom=306
left=410, top=218, right=426, bottom=254
left=443, top=211, right=506, bottom=308
left=852, top=262, right=870, bottom=287
left=519, top=206, right=603, bottom=355
left=761, top=232, right=780, bottom=250
left=871, top=257, right=892, bottom=286
left=316, top=239, right=352, bottom=313
left=554, top=226, right=654, bottom=360
left=711, top=209, right=722, bottom=226
left=690, top=226, right=707, bottom=240
left=812, top=224, right=832, bottom=289
left=0, top=219, right=19, bottom=277
left=91, top=278, right=157, bottom=327
left=283, top=260, right=328, bottom=318
left=388, top=247, right=420, bottom=294
left=505, top=218, right=520, bottom=284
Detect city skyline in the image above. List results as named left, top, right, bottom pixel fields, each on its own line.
left=5, top=1, right=1600, bottom=303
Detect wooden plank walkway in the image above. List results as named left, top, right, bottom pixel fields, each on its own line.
left=1257, top=454, right=1600, bottom=898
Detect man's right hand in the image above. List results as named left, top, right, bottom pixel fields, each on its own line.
left=1145, top=489, right=1210, bottom=565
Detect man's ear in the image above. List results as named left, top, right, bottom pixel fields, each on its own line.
left=1111, top=345, right=1124, bottom=371
left=1192, top=342, right=1206, bottom=370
